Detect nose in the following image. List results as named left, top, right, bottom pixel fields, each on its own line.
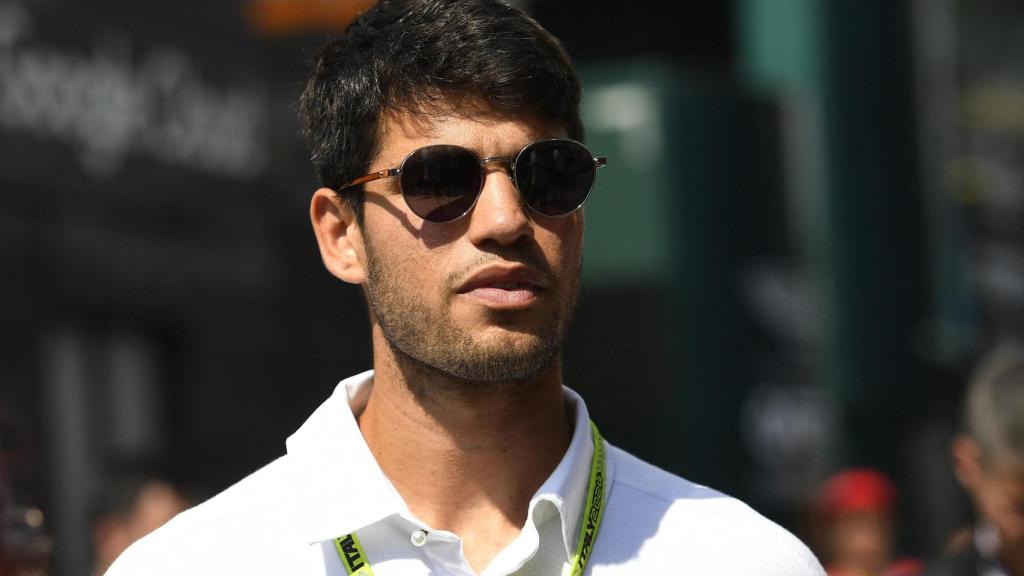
left=465, top=167, right=533, bottom=246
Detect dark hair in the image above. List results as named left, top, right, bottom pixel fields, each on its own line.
left=299, top=0, right=583, bottom=221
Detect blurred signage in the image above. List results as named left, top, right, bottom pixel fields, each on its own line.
left=578, top=61, right=674, bottom=284
left=956, top=1, right=1024, bottom=339
left=741, top=380, right=834, bottom=504
left=0, top=1, right=269, bottom=180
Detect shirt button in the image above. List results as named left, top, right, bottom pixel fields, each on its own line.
left=410, top=529, right=428, bottom=547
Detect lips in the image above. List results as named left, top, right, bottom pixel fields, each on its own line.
left=457, top=265, right=547, bottom=292
left=456, top=265, right=547, bottom=307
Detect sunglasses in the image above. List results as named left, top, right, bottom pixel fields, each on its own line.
left=339, top=139, right=607, bottom=223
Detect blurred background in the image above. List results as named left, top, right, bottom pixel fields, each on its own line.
left=1, top=0, right=1022, bottom=574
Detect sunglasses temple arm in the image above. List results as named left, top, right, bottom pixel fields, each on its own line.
left=338, top=168, right=402, bottom=192
left=594, top=157, right=607, bottom=168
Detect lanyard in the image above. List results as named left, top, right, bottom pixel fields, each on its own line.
left=334, top=420, right=607, bottom=576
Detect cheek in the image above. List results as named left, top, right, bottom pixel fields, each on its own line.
left=364, top=207, right=437, bottom=276
left=537, top=215, right=584, bottom=262
left=991, top=483, right=1024, bottom=532
left=394, top=244, right=438, bottom=287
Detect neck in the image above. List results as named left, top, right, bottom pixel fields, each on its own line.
left=359, top=331, right=573, bottom=573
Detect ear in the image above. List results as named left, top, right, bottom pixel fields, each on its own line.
left=952, top=435, right=983, bottom=491
left=310, top=188, right=366, bottom=284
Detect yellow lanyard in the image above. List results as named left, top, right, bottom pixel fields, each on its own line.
left=334, top=420, right=607, bottom=576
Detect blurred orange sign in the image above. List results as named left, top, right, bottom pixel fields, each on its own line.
left=245, top=0, right=376, bottom=36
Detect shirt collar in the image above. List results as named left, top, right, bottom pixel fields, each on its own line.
left=528, top=385, right=598, bottom=561
left=287, top=370, right=405, bottom=545
left=286, top=370, right=608, bottom=560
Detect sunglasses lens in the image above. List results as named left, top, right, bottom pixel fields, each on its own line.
left=514, top=140, right=596, bottom=216
left=400, top=145, right=482, bottom=222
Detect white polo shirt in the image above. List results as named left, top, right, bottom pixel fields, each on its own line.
left=106, top=371, right=825, bottom=575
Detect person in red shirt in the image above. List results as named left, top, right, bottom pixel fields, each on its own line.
left=817, top=468, right=924, bottom=576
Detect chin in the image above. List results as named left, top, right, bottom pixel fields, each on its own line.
left=431, top=334, right=560, bottom=384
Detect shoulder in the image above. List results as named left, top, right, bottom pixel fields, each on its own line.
left=596, top=445, right=825, bottom=575
left=104, top=455, right=321, bottom=576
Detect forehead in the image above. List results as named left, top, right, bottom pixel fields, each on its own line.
left=376, top=104, right=567, bottom=163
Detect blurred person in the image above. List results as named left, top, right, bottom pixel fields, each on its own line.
left=816, top=468, right=923, bottom=576
left=925, top=344, right=1024, bottom=576
left=91, top=470, right=190, bottom=575
left=104, top=0, right=824, bottom=574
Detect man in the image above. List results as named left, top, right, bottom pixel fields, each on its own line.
left=106, top=0, right=824, bottom=573
left=926, top=344, right=1024, bottom=576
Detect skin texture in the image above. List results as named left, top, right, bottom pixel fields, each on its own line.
left=952, top=436, right=1024, bottom=574
left=310, top=105, right=582, bottom=572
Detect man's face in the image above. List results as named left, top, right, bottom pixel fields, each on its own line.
left=355, top=107, right=584, bottom=383
left=973, top=458, right=1024, bottom=547
left=955, top=437, right=1024, bottom=548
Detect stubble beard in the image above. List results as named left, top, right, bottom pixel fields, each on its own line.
left=363, top=239, right=580, bottom=390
